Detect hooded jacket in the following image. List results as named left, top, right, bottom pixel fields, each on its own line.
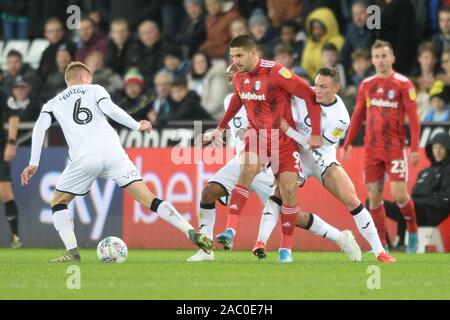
left=301, top=7, right=344, bottom=80
left=412, top=133, right=450, bottom=212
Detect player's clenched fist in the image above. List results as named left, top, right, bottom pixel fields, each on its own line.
left=21, top=165, right=38, bottom=186
left=307, top=135, right=322, bottom=149
left=138, top=120, right=152, bottom=134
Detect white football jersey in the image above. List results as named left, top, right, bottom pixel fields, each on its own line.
left=224, top=93, right=247, bottom=154
left=41, top=84, right=123, bottom=159
left=291, top=95, right=350, bottom=150
left=288, top=95, right=350, bottom=184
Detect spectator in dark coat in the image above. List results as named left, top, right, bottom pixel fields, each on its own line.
left=176, top=0, right=207, bottom=57
left=147, top=71, right=174, bottom=125
left=248, top=12, right=278, bottom=59
left=159, top=78, right=211, bottom=124
left=42, top=46, right=73, bottom=102
left=431, top=6, right=450, bottom=61
left=27, top=0, right=69, bottom=39
left=339, top=0, right=375, bottom=70
left=276, top=21, right=305, bottom=61
left=75, top=17, right=107, bottom=63
left=104, top=18, right=132, bottom=77
left=377, top=0, right=418, bottom=75
left=38, top=17, right=76, bottom=81
left=199, top=0, right=241, bottom=59
left=384, top=132, right=450, bottom=250
left=161, top=47, right=191, bottom=81
left=6, top=76, right=40, bottom=122
left=125, top=20, right=172, bottom=90
left=95, top=0, right=162, bottom=32
left=3, top=50, right=42, bottom=108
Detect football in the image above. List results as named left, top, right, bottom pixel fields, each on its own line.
left=97, top=236, right=128, bottom=263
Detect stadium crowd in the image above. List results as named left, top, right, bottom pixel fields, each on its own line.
left=2, top=0, right=450, bottom=125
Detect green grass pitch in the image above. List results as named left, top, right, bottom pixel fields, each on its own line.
left=1, top=248, right=449, bottom=300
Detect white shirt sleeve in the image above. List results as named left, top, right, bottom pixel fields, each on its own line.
left=285, top=127, right=308, bottom=147
left=29, top=111, right=53, bottom=166
left=95, top=85, right=140, bottom=130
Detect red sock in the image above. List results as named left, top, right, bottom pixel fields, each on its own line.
left=280, top=205, right=298, bottom=249
left=371, top=204, right=387, bottom=247
left=398, top=199, right=418, bottom=233
left=226, top=185, right=249, bottom=231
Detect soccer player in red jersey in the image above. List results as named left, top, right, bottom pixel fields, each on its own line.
left=342, top=40, right=421, bottom=255
left=207, top=35, right=322, bottom=259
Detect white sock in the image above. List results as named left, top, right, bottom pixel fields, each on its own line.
left=199, top=205, right=216, bottom=240
left=308, top=214, right=343, bottom=243
left=353, top=207, right=384, bottom=255
left=257, top=198, right=281, bottom=244
left=154, top=201, right=194, bottom=238
left=52, top=209, right=78, bottom=251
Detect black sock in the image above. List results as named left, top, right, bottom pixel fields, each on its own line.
left=150, top=198, right=164, bottom=212
left=4, top=199, right=19, bottom=236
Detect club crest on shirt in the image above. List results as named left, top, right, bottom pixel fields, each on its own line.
left=279, top=67, right=292, bottom=79
left=388, top=89, right=396, bottom=99
left=408, top=88, right=416, bottom=101
left=332, top=127, right=344, bottom=138
left=255, top=80, right=261, bottom=90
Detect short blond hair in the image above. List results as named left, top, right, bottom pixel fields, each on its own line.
left=64, top=61, right=92, bottom=84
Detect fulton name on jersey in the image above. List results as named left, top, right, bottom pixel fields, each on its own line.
left=60, top=87, right=88, bottom=101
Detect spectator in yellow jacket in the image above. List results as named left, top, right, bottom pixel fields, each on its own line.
left=301, top=7, right=344, bottom=80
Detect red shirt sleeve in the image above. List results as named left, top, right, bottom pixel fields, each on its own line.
left=343, top=83, right=367, bottom=150
left=271, top=65, right=321, bottom=135
left=402, top=81, right=420, bottom=152
left=218, top=92, right=242, bottom=129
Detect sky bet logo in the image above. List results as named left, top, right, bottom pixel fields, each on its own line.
left=239, top=92, right=266, bottom=101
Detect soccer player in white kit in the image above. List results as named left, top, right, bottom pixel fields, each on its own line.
left=187, top=64, right=275, bottom=262
left=258, top=67, right=396, bottom=263
left=20, top=62, right=214, bottom=262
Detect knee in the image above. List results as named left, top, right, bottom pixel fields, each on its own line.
left=279, top=181, right=297, bottom=198
left=201, top=184, right=220, bottom=204
left=394, top=194, right=409, bottom=206
left=0, top=186, right=13, bottom=202
left=368, top=193, right=383, bottom=208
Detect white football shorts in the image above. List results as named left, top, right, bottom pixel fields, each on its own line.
left=298, top=146, right=340, bottom=186
left=56, top=146, right=142, bottom=195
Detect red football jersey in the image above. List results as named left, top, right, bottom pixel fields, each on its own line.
left=343, top=71, right=420, bottom=152
left=218, top=59, right=321, bottom=137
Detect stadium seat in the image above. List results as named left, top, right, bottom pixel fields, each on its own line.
left=407, top=227, right=445, bottom=253
left=26, top=38, right=50, bottom=69
left=0, top=40, right=30, bottom=71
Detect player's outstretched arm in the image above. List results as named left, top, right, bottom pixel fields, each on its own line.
left=22, top=112, right=52, bottom=185
left=98, top=98, right=141, bottom=131
left=217, top=93, right=242, bottom=130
